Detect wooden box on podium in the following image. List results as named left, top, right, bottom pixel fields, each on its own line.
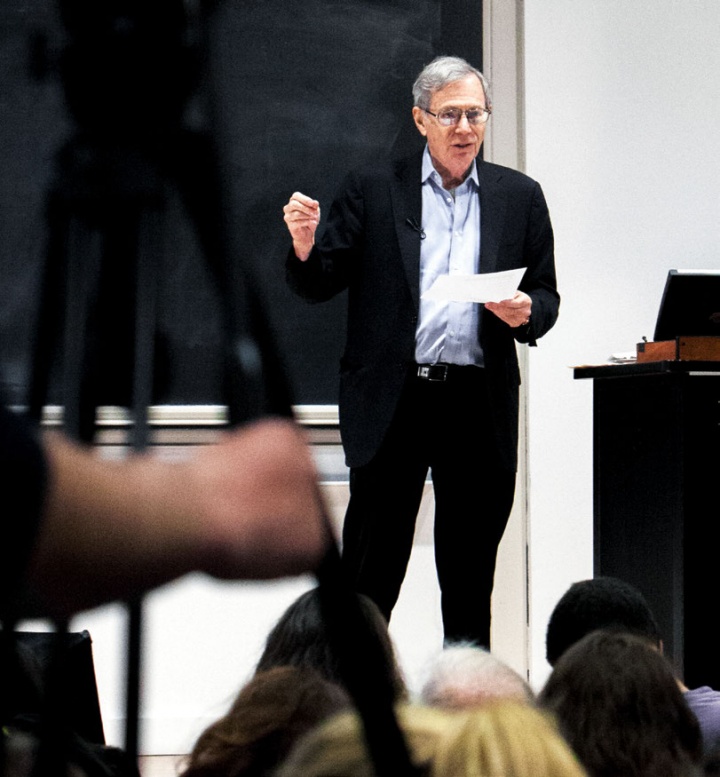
left=637, top=336, right=720, bottom=363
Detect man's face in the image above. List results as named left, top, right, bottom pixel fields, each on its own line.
left=412, top=73, right=488, bottom=188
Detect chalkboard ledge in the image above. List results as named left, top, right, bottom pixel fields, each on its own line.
left=9, top=404, right=341, bottom=446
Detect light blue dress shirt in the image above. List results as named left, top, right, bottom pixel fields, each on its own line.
left=414, top=146, right=484, bottom=366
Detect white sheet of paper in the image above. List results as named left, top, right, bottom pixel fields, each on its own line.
left=421, top=268, right=527, bottom=304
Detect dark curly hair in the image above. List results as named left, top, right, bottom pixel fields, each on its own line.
left=545, top=577, right=661, bottom=666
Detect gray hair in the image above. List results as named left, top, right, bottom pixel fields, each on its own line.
left=419, top=643, right=534, bottom=710
left=412, top=56, right=491, bottom=110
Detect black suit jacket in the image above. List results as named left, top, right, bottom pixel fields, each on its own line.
left=287, top=151, right=559, bottom=470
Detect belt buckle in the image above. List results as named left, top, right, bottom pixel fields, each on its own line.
left=418, top=364, right=449, bottom=382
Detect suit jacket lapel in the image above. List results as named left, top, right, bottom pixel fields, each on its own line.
left=390, top=153, right=423, bottom=311
left=477, top=160, right=508, bottom=274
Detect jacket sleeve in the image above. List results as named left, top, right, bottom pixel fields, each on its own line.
left=515, top=181, right=559, bottom=346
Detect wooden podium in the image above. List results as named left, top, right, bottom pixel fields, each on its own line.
left=575, top=360, right=720, bottom=687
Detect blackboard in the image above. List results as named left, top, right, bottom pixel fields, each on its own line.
left=0, top=0, right=482, bottom=406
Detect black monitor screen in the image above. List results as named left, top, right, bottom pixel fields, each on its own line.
left=654, top=269, right=720, bottom=341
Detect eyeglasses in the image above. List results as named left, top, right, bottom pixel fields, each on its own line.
left=423, top=106, right=492, bottom=126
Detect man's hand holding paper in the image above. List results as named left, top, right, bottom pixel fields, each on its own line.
left=485, top=290, right=532, bottom=328
left=421, top=267, right=531, bottom=328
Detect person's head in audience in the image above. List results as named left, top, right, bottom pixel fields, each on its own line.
left=277, top=701, right=587, bottom=777
left=255, top=587, right=407, bottom=701
left=276, top=704, right=446, bottom=777
left=432, top=700, right=587, bottom=777
left=180, top=666, right=350, bottom=777
left=545, top=576, right=661, bottom=666
left=539, top=630, right=703, bottom=777
left=420, top=642, right=534, bottom=710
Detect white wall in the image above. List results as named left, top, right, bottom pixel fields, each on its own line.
left=523, top=0, right=720, bottom=685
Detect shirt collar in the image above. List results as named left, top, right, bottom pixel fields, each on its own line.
left=421, top=145, right=479, bottom=189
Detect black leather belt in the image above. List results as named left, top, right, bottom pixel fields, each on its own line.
left=415, top=363, right=482, bottom=382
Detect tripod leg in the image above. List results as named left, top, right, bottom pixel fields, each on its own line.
left=61, top=218, right=104, bottom=441
left=130, top=207, right=162, bottom=448
left=123, top=204, right=163, bottom=762
left=28, top=197, right=68, bottom=422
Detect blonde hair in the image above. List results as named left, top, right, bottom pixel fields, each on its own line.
left=278, top=702, right=586, bottom=777
left=277, top=705, right=445, bottom=777
left=434, top=701, right=587, bottom=777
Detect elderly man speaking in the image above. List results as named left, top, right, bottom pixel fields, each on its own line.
left=283, top=56, right=559, bottom=647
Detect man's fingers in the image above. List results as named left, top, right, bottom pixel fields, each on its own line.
left=289, top=191, right=319, bottom=207
left=283, top=211, right=318, bottom=227
left=284, top=192, right=320, bottom=220
left=485, top=293, right=531, bottom=327
left=282, top=192, right=320, bottom=261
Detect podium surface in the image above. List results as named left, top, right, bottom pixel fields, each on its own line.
left=575, top=361, right=720, bottom=687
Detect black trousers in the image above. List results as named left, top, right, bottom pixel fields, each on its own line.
left=341, top=365, right=516, bottom=647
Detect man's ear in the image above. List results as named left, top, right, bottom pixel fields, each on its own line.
left=412, top=106, right=427, bottom=137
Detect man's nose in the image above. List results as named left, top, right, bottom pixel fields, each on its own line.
left=455, top=113, right=473, bottom=131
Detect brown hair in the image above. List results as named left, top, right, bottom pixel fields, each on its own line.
left=181, top=666, right=350, bottom=777
left=256, top=587, right=407, bottom=701
left=540, top=630, right=703, bottom=777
